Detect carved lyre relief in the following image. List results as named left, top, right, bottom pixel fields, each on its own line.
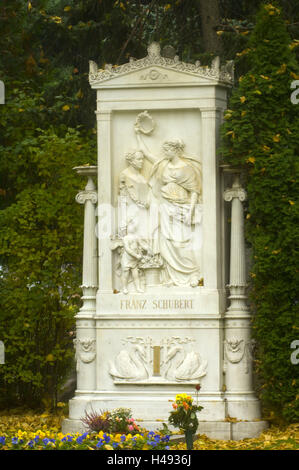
left=109, top=336, right=207, bottom=384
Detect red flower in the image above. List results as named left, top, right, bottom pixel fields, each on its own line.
left=195, top=384, right=201, bottom=391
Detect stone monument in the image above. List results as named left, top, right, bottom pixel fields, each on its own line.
left=62, top=43, right=267, bottom=439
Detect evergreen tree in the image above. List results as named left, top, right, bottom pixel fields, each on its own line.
left=220, top=2, right=299, bottom=422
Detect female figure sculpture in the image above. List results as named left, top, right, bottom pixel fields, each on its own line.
left=136, top=130, right=202, bottom=287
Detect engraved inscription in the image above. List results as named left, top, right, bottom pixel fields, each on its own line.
left=120, top=299, right=194, bottom=310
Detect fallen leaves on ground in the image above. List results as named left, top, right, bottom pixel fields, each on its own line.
left=0, top=410, right=65, bottom=435
left=0, top=411, right=298, bottom=450
left=172, top=424, right=299, bottom=450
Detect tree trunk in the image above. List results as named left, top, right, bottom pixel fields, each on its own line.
left=198, top=0, right=222, bottom=55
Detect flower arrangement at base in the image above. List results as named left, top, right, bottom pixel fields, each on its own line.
left=81, top=407, right=141, bottom=435
left=168, top=385, right=203, bottom=450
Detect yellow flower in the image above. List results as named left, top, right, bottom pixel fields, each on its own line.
left=64, top=6, right=71, bottom=11
left=289, top=200, right=295, bottom=205
left=273, top=134, right=280, bottom=142
left=246, top=156, right=256, bottom=164
left=62, top=105, right=70, bottom=112
left=260, top=75, right=270, bottom=80
left=254, top=90, right=262, bottom=95
left=241, top=111, right=247, bottom=117
left=240, top=96, right=246, bottom=103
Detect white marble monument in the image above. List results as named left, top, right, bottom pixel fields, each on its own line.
left=62, top=43, right=267, bottom=440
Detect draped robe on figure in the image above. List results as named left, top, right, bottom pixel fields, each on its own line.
left=149, top=156, right=202, bottom=286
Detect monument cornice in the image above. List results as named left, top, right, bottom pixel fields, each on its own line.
left=89, top=42, right=234, bottom=87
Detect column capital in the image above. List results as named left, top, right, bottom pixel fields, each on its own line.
left=75, top=190, right=98, bottom=205
left=224, top=186, right=247, bottom=202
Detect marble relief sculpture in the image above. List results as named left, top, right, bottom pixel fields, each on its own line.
left=114, top=111, right=203, bottom=293
left=109, top=336, right=207, bottom=384
left=121, top=218, right=151, bottom=294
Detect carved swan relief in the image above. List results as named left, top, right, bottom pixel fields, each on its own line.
left=164, top=346, right=207, bottom=382
left=109, top=336, right=207, bottom=383
left=109, top=343, right=149, bottom=381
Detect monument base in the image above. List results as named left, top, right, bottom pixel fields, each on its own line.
left=61, top=417, right=268, bottom=441
left=61, top=390, right=267, bottom=440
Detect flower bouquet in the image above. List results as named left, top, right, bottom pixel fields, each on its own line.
left=168, top=386, right=203, bottom=450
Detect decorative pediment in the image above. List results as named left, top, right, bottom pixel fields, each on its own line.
left=89, top=42, right=234, bottom=88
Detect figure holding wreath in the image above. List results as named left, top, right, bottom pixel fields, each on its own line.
left=135, top=112, right=202, bottom=287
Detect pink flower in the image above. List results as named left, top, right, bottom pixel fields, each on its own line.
left=128, top=425, right=134, bottom=431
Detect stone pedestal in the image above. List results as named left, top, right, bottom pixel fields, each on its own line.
left=62, top=44, right=267, bottom=439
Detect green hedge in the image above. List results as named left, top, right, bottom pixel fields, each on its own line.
left=0, top=116, right=96, bottom=408
left=220, top=2, right=299, bottom=422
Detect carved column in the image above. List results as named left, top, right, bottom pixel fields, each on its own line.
left=224, top=173, right=247, bottom=313
left=74, top=166, right=98, bottom=391
left=223, top=170, right=260, bottom=419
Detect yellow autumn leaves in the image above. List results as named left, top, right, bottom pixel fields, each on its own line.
left=1, top=412, right=298, bottom=450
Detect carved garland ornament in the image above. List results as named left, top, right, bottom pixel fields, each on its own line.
left=224, top=338, right=255, bottom=374
left=74, top=338, right=96, bottom=364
